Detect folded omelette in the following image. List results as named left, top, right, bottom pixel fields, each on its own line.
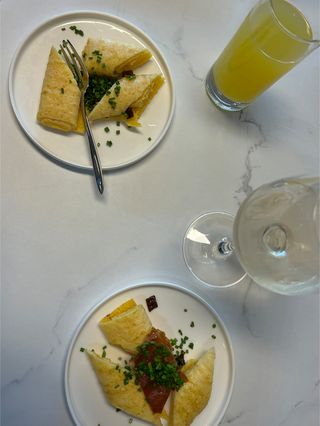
left=37, top=47, right=84, bottom=133
left=87, top=351, right=162, bottom=426
left=99, top=299, right=152, bottom=354
left=82, top=38, right=152, bottom=77
left=88, top=74, right=164, bottom=126
left=169, top=348, right=215, bottom=426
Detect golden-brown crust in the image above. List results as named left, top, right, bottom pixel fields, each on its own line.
left=37, top=47, right=81, bottom=132
left=87, top=351, right=162, bottom=426
left=99, top=304, right=152, bottom=354
left=88, top=74, right=164, bottom=125
left=82, top=38, right=152, bottom=77
left=169, top=349, right=215, bottom=426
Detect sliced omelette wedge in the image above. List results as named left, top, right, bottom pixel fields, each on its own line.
left=99, top=300, right=152, bottom=354
left=88, top=74, right=164, bottom=126
left=37, top=47, right=84, bottom=133
left=169, top=348, right=215, bottom=426
left=87, top=351, right=162, bottom=426
left=82, top=38, right=152, bottom=77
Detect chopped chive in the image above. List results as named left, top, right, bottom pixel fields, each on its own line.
left=97, top=142, right=101, bottom=147
left=125, top=74, right=136, bottom=80
left=148, top=137, right=152, bottom=141
left=184, top=308, right=188, bottom=312
left=188, top=342, right=194, bottom=349
left=80, top=347, right=85, bottom=352
left=212, top=323, right=217, bottom=328
left=116, top=130, right=120, bottom=135
left=116, top=121, right=120, bottom=126
left=103, top=345, right=107, bottom=349
left=60, top=88, right=64, bottom=94
left=69, top=25, right=84, bottom=36
left=106, top=140, right=113, bottom=147
left=116, top=408, right=121, bottom=412
left=61, top=27, right=66, bottom=31
left=211, top=334, right=216, bottom=339
left=104, top=126, right=110, bottom=133
left=190, top=321, right=195, bottom=327
left=108, top=97, right=117, bottom=109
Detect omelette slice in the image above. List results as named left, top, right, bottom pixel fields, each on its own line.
left=169, top=348, right=215, bottom=426
left=82, top=38, right=152, bottom=77
left=99, top=300, right=152, bottom=354
left=88, top=74, right=164, bottom=126
left=87, top=351, right=162, bottom=426
left=37, top=47, right=84, bottom=133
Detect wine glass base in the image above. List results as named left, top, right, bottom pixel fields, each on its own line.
left=183, top=212, right=246, bottom=288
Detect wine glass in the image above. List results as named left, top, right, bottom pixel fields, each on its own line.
left=183, top=177, right=320, bottom=295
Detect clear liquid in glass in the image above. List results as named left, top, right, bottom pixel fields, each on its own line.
left=233, top=177, right=320, bottom=295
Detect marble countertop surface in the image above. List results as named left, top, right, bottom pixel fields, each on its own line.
left=1, top=0, right=319, bottom=425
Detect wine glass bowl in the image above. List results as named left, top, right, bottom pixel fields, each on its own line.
left=183, top=177, right=320, bottom=295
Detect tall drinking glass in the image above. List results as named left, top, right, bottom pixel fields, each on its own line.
left=183, top=177, right=320, bottom=295
left=206, top=0, right=320, bottom=111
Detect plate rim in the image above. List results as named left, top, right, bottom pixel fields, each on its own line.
left=8, top=10, right=175, bottom=171
left=63, top=280, right=235, bottom=426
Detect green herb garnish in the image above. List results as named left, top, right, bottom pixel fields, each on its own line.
left=116, top=130, right=120, bottom=135
left=92, top=49, right=103, bottom=63
left=108, top=97, right=117, bottom=109
left=69, top=25, right=84, bottom=36
left=106, top=140, right=113, bottom=147
left=80, top=347, right=85, bottom=352
left=84, top=75, right=115, bottom=111
left=60, top=88, right=64, bottom=94
left=114, top=81, right=121, bottom=96
left=125, top=74, right=136, bottom=81
left=190, top=321, right=195, bottom=327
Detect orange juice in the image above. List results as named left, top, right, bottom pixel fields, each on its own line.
left=212, top=0, right=313, bottom=103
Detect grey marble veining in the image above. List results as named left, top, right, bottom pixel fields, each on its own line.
left=1, top=0, right=319, bottom=425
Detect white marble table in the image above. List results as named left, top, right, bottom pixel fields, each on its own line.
left=1, top=0, right=319, bottom=425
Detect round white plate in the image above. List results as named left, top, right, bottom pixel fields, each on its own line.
left=64, top=282, right=235, bottom=426
left=9, top=11, right=174, bottom=170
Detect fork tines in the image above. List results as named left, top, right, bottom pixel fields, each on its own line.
left=59, top=39, right=87, bottom=89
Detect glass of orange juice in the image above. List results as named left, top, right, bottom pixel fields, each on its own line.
left=206, top=0, right=319, bottom=111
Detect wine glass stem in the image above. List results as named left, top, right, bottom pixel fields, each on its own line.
left=214, top=237, right=234, bottom=259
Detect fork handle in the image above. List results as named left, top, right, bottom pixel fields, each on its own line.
left=81, top=100, right=104, bottom=194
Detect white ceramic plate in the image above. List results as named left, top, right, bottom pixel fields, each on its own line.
left=64, top=282, right=235, bottom=426
left=9, top=11, right=174, bottom=170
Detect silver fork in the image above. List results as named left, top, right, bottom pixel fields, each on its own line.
left=60, top=39, right=104, bottom=194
